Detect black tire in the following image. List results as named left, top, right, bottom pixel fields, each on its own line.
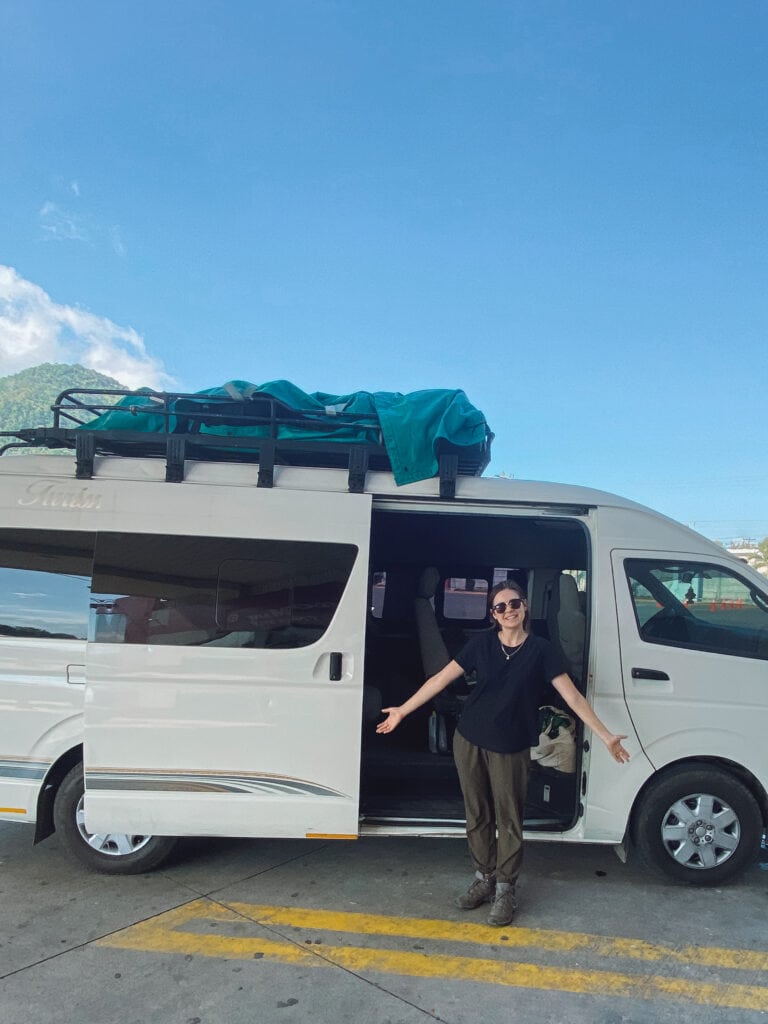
left=632, top=765, right=763, bottom=885
left=53, top=765, right=178, bottom=874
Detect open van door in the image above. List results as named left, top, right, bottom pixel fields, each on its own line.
left=84, top=487, right=372, bottom=841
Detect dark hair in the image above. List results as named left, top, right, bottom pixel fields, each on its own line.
left=488, top=580, right=530, bottom=632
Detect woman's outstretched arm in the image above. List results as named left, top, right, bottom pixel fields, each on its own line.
left=551, top=673, right=630, bottom=763
left=376, top=660, right=466, bottom=734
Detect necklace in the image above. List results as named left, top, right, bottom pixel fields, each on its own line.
left=499, top=636, right=526, bottom=661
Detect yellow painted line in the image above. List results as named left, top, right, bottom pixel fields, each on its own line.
left=0, top=807, right=26, bottom=814
left=224, top=901, right=768, bottom=973
left=95, top=900, right=768, bottom=1012
left=100, top=904, right=767, bottom=1011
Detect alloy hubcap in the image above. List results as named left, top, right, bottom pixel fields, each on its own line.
left=75, top=795, right=153, bottom=857
left=660, top=793, right=740, bottom=870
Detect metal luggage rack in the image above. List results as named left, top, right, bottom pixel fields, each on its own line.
left=0, top=387, right=493, bottom=498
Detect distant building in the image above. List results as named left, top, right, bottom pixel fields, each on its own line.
left=727, top=542, right=768, bottom=578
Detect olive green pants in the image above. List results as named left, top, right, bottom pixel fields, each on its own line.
left=453, top=730, right=530, bottom=885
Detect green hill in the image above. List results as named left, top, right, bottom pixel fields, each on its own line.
left=0, top=363, right=123, bottom=432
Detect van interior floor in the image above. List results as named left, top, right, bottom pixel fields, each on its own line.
left=360, top=744, right=465, bottom=821
left=360, top=742, right=577, bottom=828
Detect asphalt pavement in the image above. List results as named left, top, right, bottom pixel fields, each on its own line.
left=1, top=819, right=767, bottom=1024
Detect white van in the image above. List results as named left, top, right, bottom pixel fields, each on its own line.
left=1, top=387, right=766, bottom=884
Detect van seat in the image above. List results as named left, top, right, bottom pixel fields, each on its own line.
left=546, top=573, right=586, bottom=681
left=413, top=567, right=450, bottom=677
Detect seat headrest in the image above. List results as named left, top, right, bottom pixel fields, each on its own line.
left=559, top=574, right=582, bottom=614
left=416, top=566, right=441, bottom=600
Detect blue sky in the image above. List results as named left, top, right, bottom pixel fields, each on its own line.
left=1, top=2, right=766, bottom=543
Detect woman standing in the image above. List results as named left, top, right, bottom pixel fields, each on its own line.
left=376, top=579, right=630, bottom=926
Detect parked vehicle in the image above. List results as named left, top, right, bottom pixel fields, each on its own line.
left=0, top=386, right=766, bottom=883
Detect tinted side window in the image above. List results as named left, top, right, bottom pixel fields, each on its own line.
left=91, top=533, right=358, bottom=648
left=625, top=559, right=768, bottom=660
left=369, top=566, right=528, bottom=623
left=0, top=529, right=93, bottom=641
left=443, top=577, right=489, bottom=621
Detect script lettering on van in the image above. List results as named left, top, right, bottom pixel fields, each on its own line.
left=18, top=481, right=103, bottom=511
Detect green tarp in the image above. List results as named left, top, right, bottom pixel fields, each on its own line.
left=80, top=380, right=490, bottom=486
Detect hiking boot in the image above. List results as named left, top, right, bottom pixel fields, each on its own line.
left=488, top=882, right=517, bottom=926
left=454, top=871, right=495, bottom=910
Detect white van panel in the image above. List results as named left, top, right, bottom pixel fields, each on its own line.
left=83, top=486, right=373, bottom=839
left=0, top=637, right=84, bottom=819
left=612, top=549, right=768, bottom=785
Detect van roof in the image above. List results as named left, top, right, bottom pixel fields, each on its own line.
left=0, top=448, right=623, bottom=505
left=0, top=450, right=734, bottom=562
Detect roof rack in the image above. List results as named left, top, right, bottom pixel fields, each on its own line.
left=0, top=387, right=493, bottom=498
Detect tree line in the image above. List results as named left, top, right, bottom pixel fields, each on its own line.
left=0, top=363, right=121, bottom=432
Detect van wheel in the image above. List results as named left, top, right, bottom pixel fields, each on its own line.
left=633, top=766, right=762, bottom=885
left=53, top=765, right=178, bottom=874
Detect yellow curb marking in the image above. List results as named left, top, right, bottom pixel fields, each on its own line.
left=96, top=899, right=768, bottom=1012
left=227, top=901, right=768, bottom=972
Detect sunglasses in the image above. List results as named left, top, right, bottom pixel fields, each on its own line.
left=491, top=598, right=525, bottom=614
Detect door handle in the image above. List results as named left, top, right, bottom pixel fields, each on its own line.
left=631, top=667, right=670, bottom=681
left=329, top=652, right=342, bottom=681
left=67, top=664, right=86, bottom=685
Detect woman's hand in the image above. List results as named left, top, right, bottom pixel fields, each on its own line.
left=605, top=734, right=630, bottom=763
left=374, top=661, right=465, bottom=737
left=551, top=674, right=631, bottom=765
left=376, top=707, right=404, bottom=734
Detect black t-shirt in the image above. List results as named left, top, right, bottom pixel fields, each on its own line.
left=455, top=631, right=568, bottom=754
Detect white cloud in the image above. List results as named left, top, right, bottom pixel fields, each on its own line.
left=38, top=187, right=127, bottom=257
left=38, top=201, right=89, bottom=242
left=0, top=265, right=174, bottom=390
left=109, top=226, right=127, bottom=258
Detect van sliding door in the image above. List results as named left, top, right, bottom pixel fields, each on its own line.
left=84, top=487, right=372, bottom=841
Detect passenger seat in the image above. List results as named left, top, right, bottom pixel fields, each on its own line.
left=546, top=573, right=586, bottom=682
